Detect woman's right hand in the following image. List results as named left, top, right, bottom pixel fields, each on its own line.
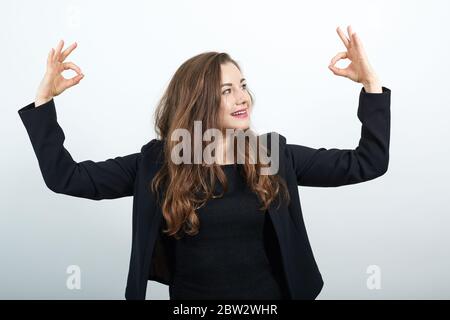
left=35, top=40, right=84, bottom=107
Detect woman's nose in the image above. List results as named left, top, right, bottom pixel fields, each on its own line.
left=234, top=89, right=246, bottom=104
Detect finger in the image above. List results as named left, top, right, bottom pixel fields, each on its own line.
left=47, top=48, right=54, bottom=66
left=60, top=42, right=77, bottom=62
left=62, top=61, right=82, bottom=75
left=336, top=26, right=350, bottom=48
left=53, top=39, right=64, bottom=62
left=347, top=25, right=355, bottom=39
left=351, top=32, right=366, bottom=55
left=329, top=51, right=347, bottom=66
left=328, top=64, right=350, bottom=78
left=63, top=73, right=85, bottom=89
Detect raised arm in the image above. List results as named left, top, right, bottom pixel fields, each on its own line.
left=287, top=25, right=392, bottom=187
left=287, top=85, right=390, bottom=187
left=18, top=98, right=141, bottom=200
left=19, top=39, right=141, bottom=200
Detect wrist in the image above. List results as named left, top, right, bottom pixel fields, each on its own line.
left=362, top=79, right=382, bottom=93
left=35, top=95, right=53, bottom=108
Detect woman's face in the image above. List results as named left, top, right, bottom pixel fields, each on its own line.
left=219, top=62, right=252, bottom=131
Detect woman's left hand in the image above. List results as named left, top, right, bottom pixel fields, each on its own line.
left=329, top=25, right=381, bottom=89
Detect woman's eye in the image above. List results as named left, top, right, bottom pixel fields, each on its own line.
left=222, top=84, right=247, bottom=95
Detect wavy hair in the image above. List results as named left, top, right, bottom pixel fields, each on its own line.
left=149, top=52, right=290, bottom=239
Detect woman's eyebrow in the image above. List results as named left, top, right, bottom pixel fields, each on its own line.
left=221, top=78, right=246, bottom=88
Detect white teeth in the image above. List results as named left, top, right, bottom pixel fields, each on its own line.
left=231, top=110, right=246, bottom=116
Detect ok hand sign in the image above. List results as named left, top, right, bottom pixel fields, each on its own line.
left=35, top=40, right=84, bottom=107
left=328, top=25, right=380, bottom=87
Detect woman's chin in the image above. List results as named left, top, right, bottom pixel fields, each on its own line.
left=225, top=121, right=250, bottom=131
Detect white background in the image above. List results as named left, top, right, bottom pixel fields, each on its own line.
left=1, top=0, right=449, bottom=299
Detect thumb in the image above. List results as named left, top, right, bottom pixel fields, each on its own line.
left=328, top=64, right=349, bottom=77
left=64, top=73, right=84, bottom=89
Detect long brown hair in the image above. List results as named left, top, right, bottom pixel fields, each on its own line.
left=149, top=52, right=290, bottom=239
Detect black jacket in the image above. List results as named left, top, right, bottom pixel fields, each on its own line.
left=18, top=85, right=391, bottom=299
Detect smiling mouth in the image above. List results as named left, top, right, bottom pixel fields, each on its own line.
left=230, top=107, right=248, bottom=117
left=231, top=110, right=248, bottom=119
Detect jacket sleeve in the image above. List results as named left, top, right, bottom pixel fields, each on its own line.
left=286, top=86, right=391, bottom=187
left=18, top=98, right=141, bottom=200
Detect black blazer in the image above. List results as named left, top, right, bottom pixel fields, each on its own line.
left=18, top=86, right=391, bottom=300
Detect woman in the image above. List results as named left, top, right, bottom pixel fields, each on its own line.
left=18, top=25, right=391, bottom=300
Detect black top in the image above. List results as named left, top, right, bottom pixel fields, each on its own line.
left=165, top=164, right=290, bottom=300
left=18, top=86, right=390, bottom=300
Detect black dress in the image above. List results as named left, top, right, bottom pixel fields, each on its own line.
left=165, top=164, right=290, bottom=300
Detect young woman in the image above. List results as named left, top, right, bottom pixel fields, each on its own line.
left=18, top=25, right=391, bottom=300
